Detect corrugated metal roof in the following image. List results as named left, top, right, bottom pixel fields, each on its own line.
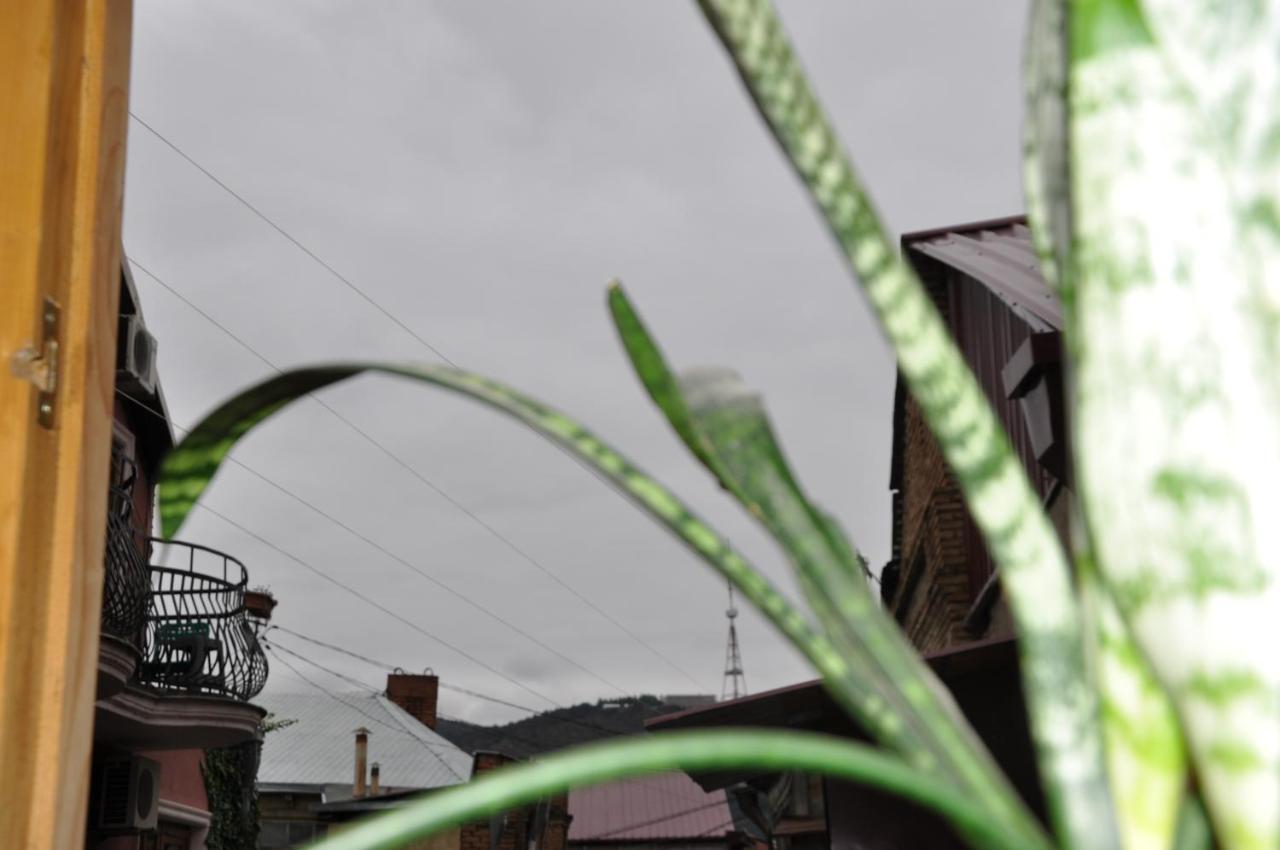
left=257, top=692, right=472, bottom=791
left=905, top=221, right=1063, bottom=332
left=568, top=772, right=733, bottom=842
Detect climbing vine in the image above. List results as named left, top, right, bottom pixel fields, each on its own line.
left=202, top=714, right=294, bottom=850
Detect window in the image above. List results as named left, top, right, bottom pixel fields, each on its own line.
left=260, top=819, right=325, bottom=849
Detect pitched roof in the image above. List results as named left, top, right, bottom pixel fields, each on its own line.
left=568, top=772, right=733, bottom=842
left=901, top=217, right=1063, bottom=332
left=257, top=692, right=472, bottom=792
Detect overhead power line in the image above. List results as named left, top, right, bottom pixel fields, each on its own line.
left=199, top=496, right=558, bottom=707
left=125, top=250, right=704, bottom=690
left=114, top=283, right=626, bottom=697
left=117, top=383, right=584, bottom=707
left=264, top=644, right=466, bottom=778
left=268, top=639, right=714, bottom=809
left=266, top=626, right=699, bottom=747
left=129, top=113, right=453, bottom=365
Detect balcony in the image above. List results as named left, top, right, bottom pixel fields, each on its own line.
left=102, top=480, right=149, bottom=642
left=136, top=539, right=268, bottom=702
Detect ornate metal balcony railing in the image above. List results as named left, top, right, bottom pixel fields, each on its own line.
left=137, top=539, right=268, bottom=702
left=101, top=472, right=149, bottom=643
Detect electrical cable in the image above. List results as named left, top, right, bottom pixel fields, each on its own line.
left=124, top=252, right=703, bottom=689
left=264, top=644, right=466, bottom=780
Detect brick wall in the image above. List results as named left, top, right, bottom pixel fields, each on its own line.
left=889, top=398, right=984, bottom=653
left=460, top=753, right=570, bottom=850
left=387, top=672, right=440, bottom=730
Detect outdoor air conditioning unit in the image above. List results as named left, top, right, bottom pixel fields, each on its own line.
left=117, top=313, right=159, bottom=396
left=96, top=755, right=160, bottom=832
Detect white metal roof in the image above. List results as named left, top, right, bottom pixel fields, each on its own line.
left=257, top=692, right=472, bottom=792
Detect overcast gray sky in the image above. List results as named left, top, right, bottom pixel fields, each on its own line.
left=123, top=1, right=1029, bottom=724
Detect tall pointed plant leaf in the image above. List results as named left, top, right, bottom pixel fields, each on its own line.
left=608, top=285, right=1048, bottom=850
left=1023, top=0, right=1071, bottom=291
left=697, top=1, right=1116, bottom=846
left=1081, top=548, right=1186, bottom=850
left=158, top=361, right=856, bottom=735
left=307, top=730, right=1025, bottom=850
left=1067, top=3, right=1280, bottom=846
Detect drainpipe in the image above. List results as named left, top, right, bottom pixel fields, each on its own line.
left=370, top=762, right=381, bottom=796
left=354, top=727, right=369, bottom=798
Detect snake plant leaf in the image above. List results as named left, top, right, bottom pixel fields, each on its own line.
left=307, top=730, right=1026, bottom=850
left=1081, top=548, right=1185, bottom=850
left=1172, top=797, right=1212, bottom=850
left=607, top=287, right=1048, bottom=850
left=1023, top=0, right=1071, bottom=291
left=156, top=361, right=852, bottom=736
left=1067, top=3, right=1280, bottom=846
left=697, top=2, right=1116, bottom=846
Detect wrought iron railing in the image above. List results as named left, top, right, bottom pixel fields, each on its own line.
left=101, top=470, right=149, bottom=642
left=137, top=539, right=268, bottom=701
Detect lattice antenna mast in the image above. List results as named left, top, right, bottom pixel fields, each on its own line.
left=721, top=582, right=747, bottom=701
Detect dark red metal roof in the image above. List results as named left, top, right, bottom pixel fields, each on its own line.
left=901, top=218, right=1062, bottom=332
left=568, top=772, right=733, bottom=842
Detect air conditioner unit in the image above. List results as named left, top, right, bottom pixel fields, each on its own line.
left=96, top=755, right=160, bottom=832
left=117, top=313, right=158, bottom=396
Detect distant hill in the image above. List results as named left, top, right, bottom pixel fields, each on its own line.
left=436, top=695, right=712, bottom=757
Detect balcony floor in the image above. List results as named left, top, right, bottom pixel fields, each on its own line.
left=95, top=683, right=265, bottom=750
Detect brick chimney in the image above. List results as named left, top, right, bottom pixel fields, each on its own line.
left=370, top=762, right=381, bottom=796
left=386, top=670, right=439, bottom=730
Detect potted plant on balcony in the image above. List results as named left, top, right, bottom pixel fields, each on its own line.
left=242, top=586, right=276, bottom=622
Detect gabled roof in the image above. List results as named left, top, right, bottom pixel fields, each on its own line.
left=257, top=692, right=472, bottom=793
left=569, top=772, right=733, bottom=842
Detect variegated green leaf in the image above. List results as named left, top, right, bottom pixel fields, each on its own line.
left=608, top=284, right=1048, bottom=850
left=1173, top=797, right=1212, bottom=850
left=307, top=730, right=1025, bottom=850
left=1081, top=547, right=1185, bottom=850
left=698, top=2, right=1116, bottom=846
left=1024, top=0, right=1071, bottom=292
left=1067, top=3, right=1280, bottom=846
left=157, top=362, right=857, bottom=743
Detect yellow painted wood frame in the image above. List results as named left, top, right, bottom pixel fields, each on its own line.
left=0, top=2, right=133, bottom=847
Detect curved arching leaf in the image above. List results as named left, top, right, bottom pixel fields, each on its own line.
left=158, top=361, right=848, bottom=726
left=306, top=730, right=1025, bottom=850
left=608, top=285, right=1048, bottom=850
left=1067, top=2, right=1280, bottom=846
left=696, top=2, right=1116, bottom=847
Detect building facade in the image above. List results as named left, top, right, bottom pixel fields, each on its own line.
left=86, top=261, right=272, bottom=850
left=882, top=216, right=1067, bottom=649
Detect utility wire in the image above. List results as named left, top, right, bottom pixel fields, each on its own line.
left=268, top=638, right=713, bottom=809
left=116, top=383, right=569, bottom=706
left=264, top=644, right=466, bottom=780
left=190, top=494, right=558, bottom=707
left=128, top=115, right=709, bottom=690
left=270, top=625, right=541, bottom=716
left=125, top=254, right=702, bottom=689
left=114, top=277, right=625, bottom=697
left=267, top=626, right=687, bottom=744
left=129, top=113, right=453, bottom=365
